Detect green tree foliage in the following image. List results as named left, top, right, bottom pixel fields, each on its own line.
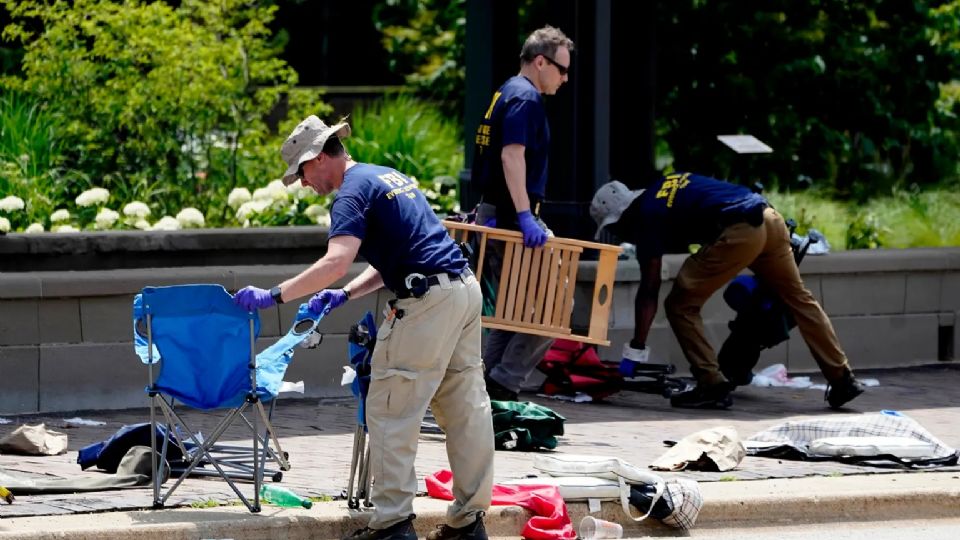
left=656, top=0, right=960, bottom=198
left=373, top=0, right=467, bottom=115
left=0, top=0, right=326, bottom=221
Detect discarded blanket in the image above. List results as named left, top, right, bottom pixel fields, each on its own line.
left=491, top=400, right=565, bottom=451
left=427, top=469, right=575, bottom=540
left=78, top=422, right=186, bottom=473
left=1, top=446, right=161, bottom=494
left=0, top=423, right=68, bottom=456
left=745, top=410, right=959, bottom=468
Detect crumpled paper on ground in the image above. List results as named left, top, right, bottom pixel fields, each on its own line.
left=651, top=426, right=745, bottom=472
left=750, top=364, right=879, bottom=390
left=62, top=417, right=106, bottom=427
left=0, top=423, right=68, bottom=455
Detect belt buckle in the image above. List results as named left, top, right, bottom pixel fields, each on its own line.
left=404, top=272, right=429, bottom=298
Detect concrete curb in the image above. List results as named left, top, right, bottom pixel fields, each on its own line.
left=2, top=473, right=959, bottom=539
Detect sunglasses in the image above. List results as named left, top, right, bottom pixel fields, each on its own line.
left=297, top=156, right=318, bottom=179
left=541, top=54, right=569, bottom=76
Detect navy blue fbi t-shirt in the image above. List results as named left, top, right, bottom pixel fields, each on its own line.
left=472, top=75, right=550, bottom=214
left=328, top=163, right=468, bottom=293
left=610, top=173, right=767, bottom=260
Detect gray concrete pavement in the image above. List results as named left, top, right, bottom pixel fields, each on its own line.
left=1, top=363, right=959, bottom=538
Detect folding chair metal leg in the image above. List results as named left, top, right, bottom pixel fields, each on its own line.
left=346, top=425, right=365, bottom=509
left=358, top=436, right=373, bottom=507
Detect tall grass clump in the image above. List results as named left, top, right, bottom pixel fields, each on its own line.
left=348, top=94, right=463, bottom=215
left=765, top=189, right=851, bottom=250
left=863, top=187, right=960, bottom=248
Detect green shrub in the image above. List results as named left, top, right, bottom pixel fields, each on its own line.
left=1, top=0, right=333, bottom=229
left=348, top=94, right=463, bottom=215
left=765, top=190, right=851, bottom=250
left=0, top=0, right=314, bottom=218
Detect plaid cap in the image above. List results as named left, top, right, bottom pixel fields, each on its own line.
left=660, top=478, right=703, bottom=530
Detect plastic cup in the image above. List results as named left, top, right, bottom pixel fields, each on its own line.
left=579, top=516, right=623, bottom=539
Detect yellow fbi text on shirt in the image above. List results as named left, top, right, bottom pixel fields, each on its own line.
left=475, top=91, right=502, bottom=154
left=379, top=172, right=418, bottom=200
left=656, top=172, right=690, bottom=208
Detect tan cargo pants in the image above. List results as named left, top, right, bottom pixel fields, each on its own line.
left=665, top=207, right=851, bottom=387
left=365, top=273, right=494, bottom=530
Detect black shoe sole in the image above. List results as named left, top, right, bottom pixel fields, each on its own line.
left=670, top=395, right=734, bottom=409
left=827, top=386, right=865, bottom=409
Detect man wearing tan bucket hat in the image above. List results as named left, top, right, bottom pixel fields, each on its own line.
left=589, top=174, right=864, bottom=410
left=234, top=115, right=494, bottom=540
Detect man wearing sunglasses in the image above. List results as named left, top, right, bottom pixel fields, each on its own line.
left=470, top=25, right=573, bottom=402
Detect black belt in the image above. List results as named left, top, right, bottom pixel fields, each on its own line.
left=395, top=268, right=474, bottom=299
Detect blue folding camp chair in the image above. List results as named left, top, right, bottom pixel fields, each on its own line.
left=345, top=311, right=376, bottom=510
left=133, top=284, right=327, bottom=512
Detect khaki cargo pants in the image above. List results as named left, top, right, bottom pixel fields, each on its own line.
left=366, top=273, right=494, bottom=530
left=665, top=207, right=852, bottom=387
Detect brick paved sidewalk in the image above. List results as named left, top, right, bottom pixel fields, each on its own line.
left=1, top=364, right=958, bottom=519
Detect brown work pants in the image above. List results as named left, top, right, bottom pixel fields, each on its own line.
left=665, top=207, right=851, bottom=387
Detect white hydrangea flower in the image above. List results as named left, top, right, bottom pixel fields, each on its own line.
left=52, top=224, right=80, bottom=233
left=254, top=180, right=289, bottom=203
left=0, top=195, right=25, bottom=212
left=133, top=219, right=151, bottom=230
left=94, top=208, right=120, bottom=229
left=123, top=201, right=151, bottom=218
left=236, top=200, right=270, bottom=221
left=314, top=213, right=331, bottom=227
left=227, top=187, right=252, bottom=209
left=0, top=217, right=9, bottom=233
left=286, top=180, right=314, bottom=200
left=304, top=204, right=328, bottom=219
left=152, top=216, right=182, bottom=231
left=75, top=187, right=110, bottom=207
left=50, top=209, right=71, bottom=222
left=25, top=223, right=45, bottom=233
left=176, top=207, right=205, bottom=228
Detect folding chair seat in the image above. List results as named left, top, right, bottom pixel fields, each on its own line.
left=132, top=284, right=325, bottom=512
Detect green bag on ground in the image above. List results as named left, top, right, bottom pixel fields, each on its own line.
left=491, top=400, right=565, bottom=451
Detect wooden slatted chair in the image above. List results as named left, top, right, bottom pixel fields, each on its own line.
left=443, top=221, right=621, bottom=345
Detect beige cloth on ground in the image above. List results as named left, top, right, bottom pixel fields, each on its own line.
left=651, top=426, right=745, bottom=471
left=0, top=423, right=68, bottom=456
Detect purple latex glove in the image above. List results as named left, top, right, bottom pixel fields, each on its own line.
left=517, top=210, right=548, bottom=248
left=482, top=216, right=497, bottom=227
left=233, top=286, right=276, bottom=311
left=307, top=289, right=349, bottom=314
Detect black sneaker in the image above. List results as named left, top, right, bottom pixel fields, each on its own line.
left=720, top=367, right=754, bottom=388
left=484, top=375, right=518, bottom=401
left=343, top=515, right=417, bottom=540
left=826, top=374, right=865, bottom=409
left=426, top=512, right=488, bottom=540
left=670, top=382, right=733, bottom=409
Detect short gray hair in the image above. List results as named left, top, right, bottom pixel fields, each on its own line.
left=519, top=25, right=574, bottom=64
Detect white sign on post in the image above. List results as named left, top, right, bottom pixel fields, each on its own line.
left=717, top=135, right=773, bottom=154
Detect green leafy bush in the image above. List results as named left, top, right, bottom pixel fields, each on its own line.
left=0, top=0, right=334, bottom=230
left=0, top=0, right=318, bottom=216
left=348, top=94, right=463, bottom=215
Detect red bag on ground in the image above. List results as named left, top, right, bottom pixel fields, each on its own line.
left=426, top=469, right=575, bottom=540
left=538, top=339, right=623, bottom=400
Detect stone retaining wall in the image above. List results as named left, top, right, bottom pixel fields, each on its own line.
left=1, top=239, right=957, bottom=414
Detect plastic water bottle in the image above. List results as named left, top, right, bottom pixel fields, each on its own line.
left=260, top=484, right=313, bottom=509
